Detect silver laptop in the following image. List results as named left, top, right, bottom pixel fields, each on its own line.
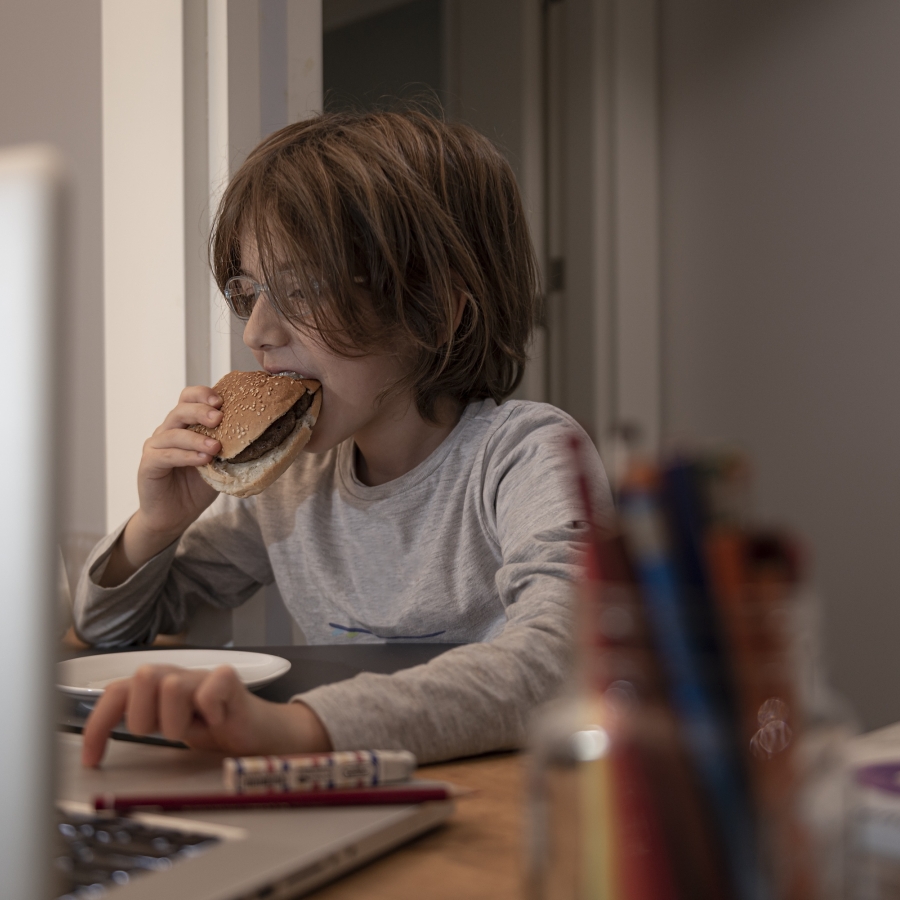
left=0, top=144, right=452, bottom=900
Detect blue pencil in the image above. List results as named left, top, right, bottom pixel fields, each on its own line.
left=618, top=463, right=764, bottom=900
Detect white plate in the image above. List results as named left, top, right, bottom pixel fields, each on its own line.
left=57, top=649, right=291, bottom=698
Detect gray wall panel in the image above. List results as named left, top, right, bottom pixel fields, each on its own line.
left=661, top=0, right=900, bottom=728
left=0, top=1, right=106, bottom=579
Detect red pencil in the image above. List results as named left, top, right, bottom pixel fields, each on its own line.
left=94, top=782, right=465, bottom=813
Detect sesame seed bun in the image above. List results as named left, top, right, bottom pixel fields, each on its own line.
left=189, top=371, right=321, bottom=498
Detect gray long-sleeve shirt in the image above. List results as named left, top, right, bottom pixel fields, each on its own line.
left=75, top=399, right=612, bottom=763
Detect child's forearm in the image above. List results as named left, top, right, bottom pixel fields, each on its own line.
left=97, top=512, right=185, bottom=587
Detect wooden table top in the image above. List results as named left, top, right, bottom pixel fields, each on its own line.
left=310, top=751, right=527, bottom=900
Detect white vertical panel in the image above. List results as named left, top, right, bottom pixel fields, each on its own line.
left=612, top=0, right=660, bottom=453
left=209, top=0, right=265, bottom=384
left=184, top=1, right=212, bottom=389
left=103, top=0, right=187, bottom=530
left=207, top=0, right=234, bottom=385
left=287, top=0, right=323, bottom=121
left=0, top=144, right=64, bottom=900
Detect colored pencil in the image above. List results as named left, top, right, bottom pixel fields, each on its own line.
left=94, top=782, right=464, bottom=813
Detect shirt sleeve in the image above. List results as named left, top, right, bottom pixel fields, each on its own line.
left=296, top=405, right=613, bottom=763
left=73, top=495, right=275, bottom=647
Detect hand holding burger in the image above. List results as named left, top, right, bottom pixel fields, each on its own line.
left=189, top=370, right=321, bottom=498
left=98, top=372, right=321, bottom=588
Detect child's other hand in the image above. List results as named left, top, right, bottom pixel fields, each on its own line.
left=80, top=664, right=332, bottom=767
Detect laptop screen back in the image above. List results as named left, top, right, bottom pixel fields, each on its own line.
left=0, top=144, right=65, bottom=900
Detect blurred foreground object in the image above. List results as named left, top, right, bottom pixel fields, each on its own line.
left=843, top=745, right=900, bottom=899
left=527, top=444, right=853, bottom=900
left=0, top=144, right=66, bottom=900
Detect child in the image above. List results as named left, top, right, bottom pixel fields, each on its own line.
left=75, top=109, right=612, bottom=767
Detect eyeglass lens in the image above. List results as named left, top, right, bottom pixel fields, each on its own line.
left=224, top=276, right=258, bottom=320
left=224, top=273, right=315, bottom=321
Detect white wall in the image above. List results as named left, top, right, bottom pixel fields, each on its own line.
left=103, top=0, right=189, bottom=531
left=660, top=0, right=900, bottom=729
left=0, top=0, right=106, bottom=582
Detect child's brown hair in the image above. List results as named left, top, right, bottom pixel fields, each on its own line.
left=211, top=109, right=540, bottom=421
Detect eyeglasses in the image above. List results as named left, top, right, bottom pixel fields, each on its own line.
left=223, top=273, right=367, bottom=321
left=223, top=273, right=318, bottom=321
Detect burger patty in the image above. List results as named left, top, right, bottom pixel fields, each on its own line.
left=227, top=391, right=314, bottom=464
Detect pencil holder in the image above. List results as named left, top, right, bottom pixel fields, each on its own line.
left=530, top=447, right=855, bottom=899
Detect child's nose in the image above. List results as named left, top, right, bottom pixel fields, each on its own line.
left=242, top=291, right=287, bottom=351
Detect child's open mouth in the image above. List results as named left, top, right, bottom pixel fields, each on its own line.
left=268, top=368, right=316, bottom=381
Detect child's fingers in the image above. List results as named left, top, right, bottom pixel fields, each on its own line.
left=153, top=402, right=223, bottom=436
left=179, top=385, right=222, bottom=407
left=81, top=679, right=131, bottom=767
left=158, top=670, right=209, bottom=742
left=83, top=666, right=256, bottom=761
left=125, top=664, right=187, bottom=737
left=141, top=431, right=220, bottom=477
left=141, top=447, right=217, bottom=475
left=192, top=666, right=246, bottom=730
left=145, top=427, right=220, bottom=459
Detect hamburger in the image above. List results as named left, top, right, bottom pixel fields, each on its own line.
left=190, top=370, right=321, bottom=498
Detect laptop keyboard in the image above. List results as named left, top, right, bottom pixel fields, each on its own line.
left=55, top=810, right=220, bottom=898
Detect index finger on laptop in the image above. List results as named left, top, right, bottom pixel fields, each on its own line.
left=80, top=678, right=131, bottom=768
